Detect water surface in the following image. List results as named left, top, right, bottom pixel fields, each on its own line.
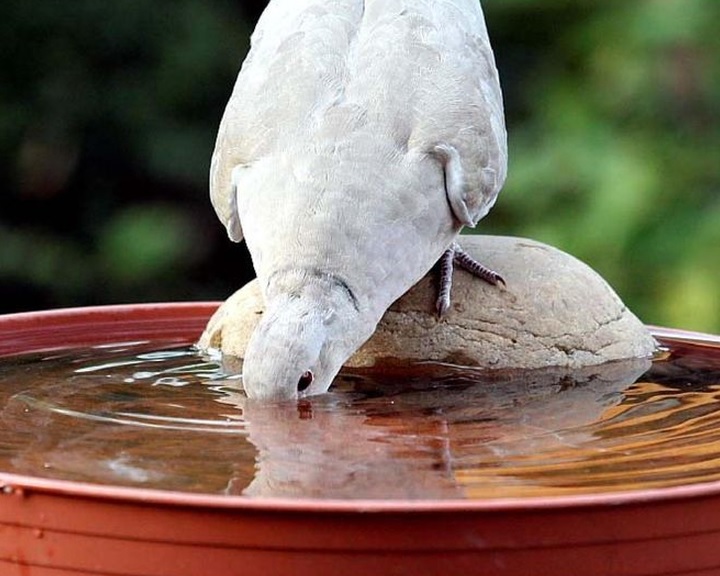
left=0, top=338, right=718, bottom=499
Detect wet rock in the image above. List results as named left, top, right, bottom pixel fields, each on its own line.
left=198, top=236, right=657, bottom=371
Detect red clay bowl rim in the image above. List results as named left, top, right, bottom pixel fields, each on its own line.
left=0, top=302, right=719, bottom=514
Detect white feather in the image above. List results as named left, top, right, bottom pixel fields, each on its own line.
left=210, top=0, right=507, bottom=398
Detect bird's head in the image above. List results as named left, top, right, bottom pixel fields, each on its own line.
left=241, top=277, right=369, bottom=401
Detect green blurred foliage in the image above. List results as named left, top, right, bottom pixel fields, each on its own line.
left=0, top=0, right=257, bottom=308
left=0, top=0, right=718, bottom=332
left=481, top=0, right=720, bottom=332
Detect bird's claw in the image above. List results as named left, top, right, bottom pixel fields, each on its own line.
left=435, top=242, right=504, bottom=317
left=436, top=248, right=455, bottom=316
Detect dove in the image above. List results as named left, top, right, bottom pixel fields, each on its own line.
left=210, top=0, right=507, bottom=400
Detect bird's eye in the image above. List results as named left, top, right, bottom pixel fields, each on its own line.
left=297, top=370, right=314, bottom=392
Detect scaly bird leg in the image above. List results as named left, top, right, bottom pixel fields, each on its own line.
left=436, top=242, right=505, bottom=316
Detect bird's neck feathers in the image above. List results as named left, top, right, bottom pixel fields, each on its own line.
left=264, top=268, right=359, bottom=320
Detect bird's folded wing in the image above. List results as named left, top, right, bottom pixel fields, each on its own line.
left=209, top=1, right=366, bottom=242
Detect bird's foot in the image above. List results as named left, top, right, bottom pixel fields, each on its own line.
left=436, top=242, right=505, bottom=316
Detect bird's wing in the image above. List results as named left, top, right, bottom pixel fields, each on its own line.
left=209, top=0, right=366, bottom=242
left=210, top=0, right=506, bottom=239
left=394, top=0, right=507, bottom=227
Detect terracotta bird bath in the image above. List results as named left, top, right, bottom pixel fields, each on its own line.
left=0, top=303, right=719, bottom=576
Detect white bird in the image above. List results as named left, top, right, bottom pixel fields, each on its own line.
left=210, top=0, right=507, bottom=400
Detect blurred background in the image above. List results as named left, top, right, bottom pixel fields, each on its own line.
left=1, top=0, right=718, bottom=332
